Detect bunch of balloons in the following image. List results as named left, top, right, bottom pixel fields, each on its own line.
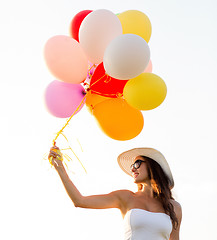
left=44, top=9, right=167, bottom=141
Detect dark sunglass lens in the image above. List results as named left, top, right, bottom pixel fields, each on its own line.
left=134, top=161, right=141, bottom=169
left=130, top=160, right=144, bottom=171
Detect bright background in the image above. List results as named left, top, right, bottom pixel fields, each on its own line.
left=0, top=0, right=217, bottom=239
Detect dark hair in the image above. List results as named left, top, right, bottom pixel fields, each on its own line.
left=139, top=156, right=178, bottom=229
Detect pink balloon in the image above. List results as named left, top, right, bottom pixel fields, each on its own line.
left=44, top=80, right=86, bottom=118
left=44, top=35, right=88, bottom=84
left=144, top=60, right=152, bottom=73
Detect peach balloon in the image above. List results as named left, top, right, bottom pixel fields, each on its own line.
left=93, top=98, right=144, bottom=140
left=44, top=35, right=88, bottom=83
left=144, top=60, right=152, bottom=73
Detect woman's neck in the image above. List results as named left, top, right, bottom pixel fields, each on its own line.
left=138, top=182, right=154, bottom=198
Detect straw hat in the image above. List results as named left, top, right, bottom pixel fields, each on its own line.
left=117, top=148, right=174, bottom=189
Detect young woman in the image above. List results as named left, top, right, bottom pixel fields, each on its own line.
left=49, top=146, right=182, bottom=240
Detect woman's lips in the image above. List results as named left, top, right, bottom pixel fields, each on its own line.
left=133, top=173, right=139, bottom=178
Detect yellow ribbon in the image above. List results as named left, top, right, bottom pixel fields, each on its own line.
left=49, top=69, right=121, bottom=172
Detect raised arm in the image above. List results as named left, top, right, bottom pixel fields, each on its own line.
left=49, top=147, right=128, bottom=210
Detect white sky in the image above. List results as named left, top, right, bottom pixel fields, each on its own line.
left=0, top=0, right=217, bottom=239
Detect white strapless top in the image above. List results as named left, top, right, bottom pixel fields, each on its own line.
left=123, top=209, right=172, bottom=240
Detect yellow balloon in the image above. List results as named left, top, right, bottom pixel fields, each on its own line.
left=85, top=91, right=112, bottom=114
left=118, top=10, right=152, bottom=43
left=93, top=98, right=144, bottom=140
left=123, top=73, right=167, bottom=110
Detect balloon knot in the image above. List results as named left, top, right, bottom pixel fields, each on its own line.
left=104, top=75, right=111, bottom=83
left=116, top=92, right=123, bottom=98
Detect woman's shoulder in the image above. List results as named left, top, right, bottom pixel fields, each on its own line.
left=112, top=189, right=134, bottom=198
left=112, top=189, right=134, bottom=207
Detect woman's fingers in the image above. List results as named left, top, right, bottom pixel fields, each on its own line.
left=49, top=148, right=63, bottom=161
left=48, top=145, right=64, bottom=169
left=49, top=150, right=59, bottom=156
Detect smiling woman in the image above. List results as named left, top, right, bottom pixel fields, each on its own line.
left=130, top=156, right=178, bottom=230
left=49, top=146, right=182, bottom=240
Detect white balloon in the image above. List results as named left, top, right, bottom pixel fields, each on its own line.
left=103, top=34, right=150, bottom=80
left=79, top=9, right=122, bottom=64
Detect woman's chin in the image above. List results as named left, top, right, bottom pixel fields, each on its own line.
left=133, top=177, right=140, bottom=184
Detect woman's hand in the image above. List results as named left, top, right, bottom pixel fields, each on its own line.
left=48, top=145, right=64, bottom=169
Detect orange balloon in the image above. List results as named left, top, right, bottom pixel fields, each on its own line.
left=93, top=98, right=144, bottom=140
left=85, top=91, right=112, bottom=113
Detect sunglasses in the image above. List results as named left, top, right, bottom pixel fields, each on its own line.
left=130, top=160, right=145, bottom=171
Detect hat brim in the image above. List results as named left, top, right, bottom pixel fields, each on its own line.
left=117, top=148, right=174, bottom=189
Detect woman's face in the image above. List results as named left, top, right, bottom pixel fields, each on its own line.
left=131, top=156, right=150, bottom=184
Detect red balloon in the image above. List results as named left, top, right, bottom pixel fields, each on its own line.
left=69, top=10, right=92, bottom=41
left=90, top=63, right=128, bottom=98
